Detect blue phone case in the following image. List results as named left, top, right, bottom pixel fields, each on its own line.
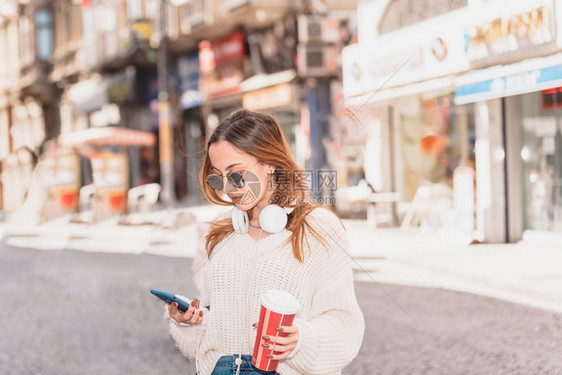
left=150, top=289, right=192, bottom=313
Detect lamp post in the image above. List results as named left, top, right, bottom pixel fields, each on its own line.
left=157, top=0, right=175, bottom=209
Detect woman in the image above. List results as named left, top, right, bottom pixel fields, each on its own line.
left=167, top=109, right=364, bottom=375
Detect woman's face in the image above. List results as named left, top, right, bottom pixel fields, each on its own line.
left=208, top=140, right=273, bottom=211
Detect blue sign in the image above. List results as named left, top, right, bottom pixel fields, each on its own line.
left=455, top=64, right=562, bottom=104
left=177, top=53, right=202, bottom=109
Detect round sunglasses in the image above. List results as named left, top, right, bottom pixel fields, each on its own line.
left=206, top=161, right=260, bottom=191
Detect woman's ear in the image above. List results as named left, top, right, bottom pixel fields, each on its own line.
left=263, top=163, right=276, bottom=175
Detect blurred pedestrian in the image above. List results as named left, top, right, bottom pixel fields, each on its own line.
left=166, top=109, right=364, bottom=375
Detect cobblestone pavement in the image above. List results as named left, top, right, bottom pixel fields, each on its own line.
left=0, top=242, right=560, bottom=375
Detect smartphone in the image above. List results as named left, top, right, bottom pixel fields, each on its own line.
left=150, top=289, right=192, bottom=313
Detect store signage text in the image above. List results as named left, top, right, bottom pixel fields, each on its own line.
left=199, top=31, right=246, bottom=99
left=366, top=48, right=423, bottom=80
left=489, top=70, right=541, bottom=93
left=132, top=20, right=153, bottom=41
left=465, top=6, right=554, bottom=63
left=242, top=83, right=293, bottom=111
left=455, top=64, right=562, bottom=104
left=199, top=31, right=246, bottom=74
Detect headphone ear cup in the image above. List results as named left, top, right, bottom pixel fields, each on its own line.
left=259, top=204, right=288, bottom=233
left=232, top=207, right=249, bottom=234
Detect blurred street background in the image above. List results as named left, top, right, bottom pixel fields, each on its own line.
left=1, top=0, right=562, bottom=373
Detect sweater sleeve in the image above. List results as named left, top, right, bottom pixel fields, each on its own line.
left=168, top=307, right=209, bottom=361
left=168, top=264, right=211, bottom=361
left=283, top=209, right=365, bottom=374
left=168, top=208, right=231, bottom=360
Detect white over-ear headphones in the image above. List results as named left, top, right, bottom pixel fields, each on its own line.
left=232, top=204, right=295, bottom=234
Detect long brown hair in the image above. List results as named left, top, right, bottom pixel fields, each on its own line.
left=200, top=109, right=328, bottom=262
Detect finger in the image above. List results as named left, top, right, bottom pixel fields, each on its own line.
left=267, top=348, right=294, bottom=361
left=174, top=306, right=192, bottom=323
left=189, top=309, right=204, bottom=325
left=170, top=309, right=184, bottom=321
left=188, top=308, right=201, bottom=324
left=180, top=306, right=196, bottom=322
left=276, top=343, right=296, bottom=353
left=262, top=340, right=296, bottom=353
left=276, top=325, right=298, bottom=334
left=266, top=336, right=291, bottom=345
left=193, top=299, right=200, bottom=309
left=196, top=311, right=204, bottom=324
left=168, top=302, right=179, bottom=316
left=169, top=307, right=184, bottom=323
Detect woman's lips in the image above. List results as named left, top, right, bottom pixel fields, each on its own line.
left=229, top=195, right=242, bottom=204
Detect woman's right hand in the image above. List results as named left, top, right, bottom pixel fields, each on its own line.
left=168, top=298, right=204, bottom=325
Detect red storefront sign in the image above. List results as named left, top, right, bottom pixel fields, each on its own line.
left=199, top=31, right=246, bottom=99
left=199, top=31, right=246, bottom=72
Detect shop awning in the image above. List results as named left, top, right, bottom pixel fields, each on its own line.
left=240, top=69, right=297, bottom=92
left=454, top=53, right=562, bottom=105
left=59, top=128, right=156, bottom=147
left=344, top=75, right=455, bottom=107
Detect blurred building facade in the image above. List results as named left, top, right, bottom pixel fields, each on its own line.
left=343, top=0, right=562, bottom=243
left=1, top=0, right=55, bottom=216
left=0, top=0, right=358, bottom=221
left=166, top=0, right=358, bottom=201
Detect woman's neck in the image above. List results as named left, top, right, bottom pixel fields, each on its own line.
left=249, top=192, right=273, bottom=227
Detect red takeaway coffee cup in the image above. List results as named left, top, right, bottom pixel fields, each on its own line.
left=252, top=289, right=300, bottom=372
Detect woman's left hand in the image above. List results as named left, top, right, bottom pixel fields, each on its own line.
left=260, top=325, right=299, bottom=361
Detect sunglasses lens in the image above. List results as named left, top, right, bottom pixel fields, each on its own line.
left=228, top=172, right=245, bottom=188
left=206, top=175, right=223, bottom=191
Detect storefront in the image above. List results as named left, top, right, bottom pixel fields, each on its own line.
left=241, top=70, right=300, bottom=164
left=343, top=0, right=474, bottom=230
left=455, top=53, right=562, bottom=242
left=58, top=127, right=156, bottom=221
left=514, top=91, right=562, bottom=234
left=0, top=97, right=45, bottom=215
left=344, top=0, right=562, bottom=241
left=198, top=25, right=302, bottom=167
left=176, top=52, right=205, bottom=199
left=450, top=0, right=562, bottom=242
left=199, top=30, right=246, bottom=127
left=243, top=14, right=302, bottom=166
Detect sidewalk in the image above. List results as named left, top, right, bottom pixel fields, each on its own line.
left=1, top=206, right=562, bottom=313
left=344, top=220, right=562, bottom=313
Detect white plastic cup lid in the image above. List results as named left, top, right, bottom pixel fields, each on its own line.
left=260, top=289, right=300, bottom=315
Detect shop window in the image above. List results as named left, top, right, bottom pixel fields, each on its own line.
left=400, top=95, right=475, bottom=201
left=516, top=91, right=562, bottom=232
left=379, top=0, right=467, bottom=35
left=35, top=8, right=53, bottom=60
left=541, top=88, right=562, bottom=111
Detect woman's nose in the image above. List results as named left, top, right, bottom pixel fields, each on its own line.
left=225, top=179, right=238, bottom=193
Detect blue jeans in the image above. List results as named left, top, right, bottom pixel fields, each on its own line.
left=208, top=355, right=280, bottom=375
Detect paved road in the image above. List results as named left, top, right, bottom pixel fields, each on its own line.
left=0, top=241, right=560, bottom=375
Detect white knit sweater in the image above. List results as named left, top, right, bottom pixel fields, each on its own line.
left=169, top=207, right=365, bottom=375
